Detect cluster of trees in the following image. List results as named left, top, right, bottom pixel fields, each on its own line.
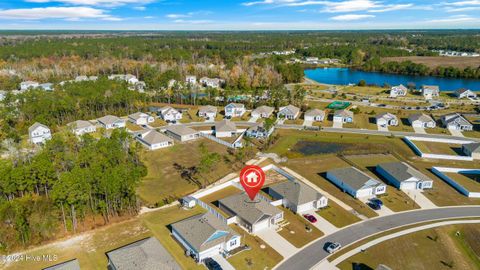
left=0, top=130, right=146, bottom=250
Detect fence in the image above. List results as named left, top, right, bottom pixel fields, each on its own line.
left=432, top=167, right=480, bottom=198
left=403, top=136, right=474, bottom=161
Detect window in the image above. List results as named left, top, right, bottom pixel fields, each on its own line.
left=230, top=239, right=237, bottom=247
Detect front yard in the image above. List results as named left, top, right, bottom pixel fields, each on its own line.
left=277, top=206, right=324, bottom=248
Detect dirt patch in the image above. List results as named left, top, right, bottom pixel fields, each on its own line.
left=381, top=56, right=480, bottom=69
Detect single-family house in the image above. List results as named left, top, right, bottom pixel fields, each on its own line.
left=333, top=110, right=354, bottom=123
left=75, top=75, right=98, bottom=82
left=135, top=130, right=174, bottom=150
left=131, top=81, right=146, bottom=93
left=20, top=81, right=39, bottom=91
left=277, top=105, right=300, bottom=120
left=165, top=125, right=199, bottom=142
left=224, top=103, right=246, bottom=118
left=198, top=105, right=217, bottom=119
left=441, top=113, right=473, bottom=131
left=389, top=84, right=408, bottom=98
left=171, top=213, right=241, bottom=263
left=218, top=193, right=284, bottom=234
left=375, top=112, right=398, bottom=127
left=68, top=120, right=96, bottom=136
left=304, top=109, right=326, bottom=122
left=245, top=123, right=271, bottom=139
left=185, top=75, right=197, bottom=85
left=43, top=259, right=80, bottom=270
left=106, top=237, right=181, bottom=270
left=215, top=120, right=237, bottom=138
left=422, top=85, right=440, bottom=100
left=376, top=162, right=434, bottom=190
left=108, top=74, right=139, bottom=85
left=408, top=113, right=436, bottom=128
left=454, top=89, right=477, bottom=99
left=462, top=143, right=480, bottom=159
left=159, top=106, right=183, bottom=122
left=268, top=180, right=328, bottom=213
left=0, top=90, right=6, bottom=101
left=199, top=77, right=224, bottom=88
left=39, top=83, right=54, bottom=91
left=29, top=122, right=52, bottom=144
left=251, top=106, right=274, bottom=119
left=97, top=115, right=126, bottom=130
left=326, top=167, right=387, bottom=198
left=128, top=112, right=154, bottom=126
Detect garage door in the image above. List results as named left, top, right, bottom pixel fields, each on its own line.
left=401, top=182, right=417, bottom=190
left=253, top=219, right=270, bottom=233
left=356, top=188, right=372, bottom=198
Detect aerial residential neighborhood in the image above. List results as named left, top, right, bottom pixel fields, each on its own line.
left=1, top=4, right=480, bottom=270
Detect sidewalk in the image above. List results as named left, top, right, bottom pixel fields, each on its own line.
left=405, top=190, right=437, bottom=209
left=448, top=128, right=464, bottom=137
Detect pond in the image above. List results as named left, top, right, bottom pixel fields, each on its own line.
left=292, top=141, right=348, bottom=155
left=305, top=67, right=480, bottom=91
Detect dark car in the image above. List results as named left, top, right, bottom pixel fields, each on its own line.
left=303, top=214, right=317, bottom=223
left=369, top=198, right=383, bottom=206
left=204, top=258, right=223, bottom=270
left=367, top=201, right=381, bottom=210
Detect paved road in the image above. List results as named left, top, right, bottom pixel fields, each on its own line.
left=275, top=206, right=480, bottom=270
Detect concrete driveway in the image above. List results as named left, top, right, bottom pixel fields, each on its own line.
left=377, top=124, right=389, bottom=132
left=302, top=120, right=313, bottom=127
left=359, top=197, right=394, bottom=216
left=257, top=229, right=298, bottom=258
left=303, top=211, right=339, bottom=235
left=413, top=126, right=427, bottom=134
left=332, top=121, right=343, bottom=128
left=448, top=128, right=464, bottom=137
left=404, top=189, right=437, bottom=209
left=248, top=116, right=259, bottom=123
left=211, top=254, right=235, bottom=270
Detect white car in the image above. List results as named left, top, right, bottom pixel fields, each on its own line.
left=326, top=242, right=342, bottom=254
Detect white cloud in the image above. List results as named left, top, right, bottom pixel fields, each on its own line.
left=133, top=6, right=146, bottom=11
left=425, top=14, right=477, bottom=23
left=166, top=14, right=190, bottom=19
left=331, top=14, right=375, bottom=20
left=173, top=19, right=214, bottom=24
left=369, top=4, right=413, bottom=12
left=446, top=6, right=480, bottom=11
left=25, top=0, right=155, bottom=7
left=441, top=0, right=480, bottom=6
left=0, top=7, right=119, bottom=21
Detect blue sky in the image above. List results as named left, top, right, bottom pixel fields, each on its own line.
left=0, top=0, right=479, bottom=30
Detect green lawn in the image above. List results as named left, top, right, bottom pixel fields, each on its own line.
left=277, top=206, right=324, bottom=248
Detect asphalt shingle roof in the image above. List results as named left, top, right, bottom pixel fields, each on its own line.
left=215, top=120, right=237, bottom=132
left=327, top=167, right=381, bottom=190
left=43, top=259, right=80, bottom=270
left=377, top=162, right=432, bottom=183
left=218, top=193, right=282, bottom=225
left=269, top=180, right=324, bottom=206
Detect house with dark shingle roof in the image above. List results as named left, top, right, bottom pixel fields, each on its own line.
left=29, top=122, right=52, bottom=144
left=43, top=259, right=80, bottom=270
left=441, top=113, right=473, bottom=131
left=218, top=193, right=283, bottom=234
left=135, top=130, right=174, bottom=150
left=97, top=115, right=126, bottom=130
left=215, top=120, right=237, bottom=138
left=251, top=105, right=274, bottom=118
left=326, top=167, right=386, bottom=198
left=224, top=103, right=246, bottom=118
left=106, top=237, right=181, bottom=270
left=277, top=105, right=300, bottom=120
left=268, top=180, right=328, bottom=213
left=377, top=162, right=433, bottom=190
left=68, top=120, right=96, bottom=136
left=198, top=105, right=218, bottom=119
left=408, top=113, right=436, bottom=129
left=463, top=142, right=480, bottom=159
left=165, top=125, right=199, bottom=142
left=171, top=213, right=241, bottom=263
left=454, top=88, right=477, bottom=99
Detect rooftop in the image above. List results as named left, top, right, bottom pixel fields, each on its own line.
left=377, top=162, right=432, bottom=183
left=269, top=180, right=323, bottom=205
left=218, top=193, right=282, bottom=225
left=327, top=167, right=382, bottom=190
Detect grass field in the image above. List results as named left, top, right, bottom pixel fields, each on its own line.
left=277, top=207, right=324, bottom=248
left=382, top=56, right=480, bottom=69
left=445, top=172, right=480, bottom=192
left=337, top=224, right=480, bottom=270
left=412, top=140, right=464, bottom=156
left=317, top=201, right=361, bottom=228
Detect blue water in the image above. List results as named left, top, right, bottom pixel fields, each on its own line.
left=304, top=68, right=480, bottom=91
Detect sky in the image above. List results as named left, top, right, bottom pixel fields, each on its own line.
left=0, top=0, right=479, bottom=30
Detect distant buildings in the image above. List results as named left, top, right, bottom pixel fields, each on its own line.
left=97, top=115, right=126, bottom=130
left=408, top=113, right=436, bottom=129
left=198, top=105, right=218, bottom=120
left=277, top=105, right=300, bottom=120
left=454, top=89, right=477, bottom=99
left=441, top=113, right=473, bottom=131
left=389, top=84, right=408, bottom=98
left=199, top=77, right=224, bottom=88
left=215, top=120, right=237, bottom=138
left=29, top=122, right=52, bottom=144
left=135, top=130, right=174, bottom=150
left=251, top=105, right=274, bottom=119
left=422, top=85, right=440, bottom=100
left=376, top=113, right=398, bottom=127
left=185, top=75, right=197, bottom=85
left=20, top=81, right=39, bottom=91
left=159, top=106, right=183, bottom=122
left=68, top=120, right=96, bottom=136
left=224, top=103, right=246, bottom=118
left=304, top=109, right=325, bottom=122
left=245, top=123, right=271, bottom=139
left=128, top=112, right=154, bottom=126
left=333, top=110, right=354, bottom=123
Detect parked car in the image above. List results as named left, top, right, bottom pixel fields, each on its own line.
left=369, top=198, right=383, bottom=206
left=303, top=214, right=317, bottom=223
left=204, top=258, right=223, bottom=270
left=367, top=201, right=381, bottom=210
left=326, top=242, right=342, bottom=254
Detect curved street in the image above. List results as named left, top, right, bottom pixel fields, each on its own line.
left=275, top=206, right=480, bottom=270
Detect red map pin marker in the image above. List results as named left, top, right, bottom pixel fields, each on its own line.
left=240, top=165, right=266, bottom=201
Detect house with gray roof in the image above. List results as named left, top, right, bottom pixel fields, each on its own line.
left=68, top=120, right=96, bottom=136
left=97, top=115, right=126, bottom=130
left=454, top=88, right=477, bottom=99
left=333, top=110, right=354, bottom=123
left=29, top=122, right=52, bottom=144
left=304, top=109, right=325, bottom=122
left=135, top=130, right=173, bottom=150
left=326, top=167, right=386, bottom=198
left=159, top=106, right=182, bottom=122
left=251, top=105, right=274, bottom=119
left=215, top=120, right=237, bottom=138
left=224, top=103, right=246, bottom=118
left=422, top=85, right=440, bottom=100
left=377, top=162, right=433, bottom=190
left=389, top=84, right=408, bottom=98
left=441, top=113, right=473, bottom=131
left=463, top=143, right=480, bottom=159
left=268, top=180, right=328, bottom=213
left=198, top=105, right=218, bottom=119
left=128, top=112, right=154, bottom=126
left=43, top=259, right=80, bottom=270
left=277, top=104, right=300, bottom=120
left=376, top=112, right=398, bottom=127
left=20, top=81, right=39, bottom=91
left=106, top=237, right=181, bottom=270
left=171, top=213, right=241, bottom=263
left=408, top=113, right=436, bottom=128
left=165, top=125, right=199, bottom=142
left=245, top=123, right=272, bottom=139
left=218, top=193, right=284, bottom=234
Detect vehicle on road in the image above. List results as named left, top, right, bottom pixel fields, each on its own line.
left=303, top=214, right=317, bottom=223
left=204, top=258, right=223, bottom=270
left=326, top=242, right=342, bottom=254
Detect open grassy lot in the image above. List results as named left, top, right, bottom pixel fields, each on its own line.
left=137, top=139, right=233, bottom=206
left=341, top=86, right=388, bottom=96
left=382, top=56, right=480, bottom=69
left=227, top=224, right=283, bottom=270
left=180, top=108, right=204, bottom=123
left=410, top=140, right=464, bottom=156
left=317, top=201, right=361, bottom=228
left=125, top=121, right=144, bottom=132
left=277, top=207, right=324, bottom=248
left=149, top=118, right=167, bottom=128
left=231, top=111, right=251, bottom=122
left=337, top=224, right=480, bottom=270
left=284, top=118, right=304, bottom=125
left=445, top=172, right=480, bottom=192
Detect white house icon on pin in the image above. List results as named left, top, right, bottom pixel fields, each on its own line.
left=246, top=171, right=259, bottom=184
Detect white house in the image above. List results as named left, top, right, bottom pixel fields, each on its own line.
left=97, top=115, right=126, bottom=130
left=268, top=180, right=328, bottom=213
left=39, top=83, right=54, bottom=92
left=251, top=105, right=274, bottom=119
left=165, top=125, right=199, bottom=142
left=245, top=123, right=271, bottom=139
left=29, top=122, right=52, bottom=144
left=128, top=112, right=154, bottom=126
left=326, top=167, right=387, bottom=198
left=159, top=106, right=183, bottom=122
left=377, top=162, right=433, bottom=190
left=68, top=120, right=96, bottom=136
left=422, top=85, right=440, bottom=100
left=454, top=89, right=477, bottom=99
left=20, top=81, right=39, bottom=91
left=375, top=112, right=398, bottom=127
left=304, top=109, right=325, bottom=122
left=135, top=130, right=174, bottom=150
left=198, top=105, right=217, bottom=120
left=389, top=84, right=408, bottom=98
left=218, top=193, right=284, bottom=234
left=277, top=105, right=300, bottom=120
left=333, top=110, right=354, bottom=123
left=185, top=75, right=197, bottom=85
left=215, top=120, right=237, bottom=138
left=441, top=113, right=473, bottom=131
left=108, top=74, right=139, bottom=85
left=224, top=103, right=246, bottom=118
left=199, top=77, right=224, bottom=88
left=408, top=113, right=436, bottom=128
left=171, top=213, right=241, bottom=263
